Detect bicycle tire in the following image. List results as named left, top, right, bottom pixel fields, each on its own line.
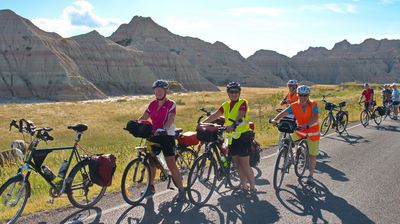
left=0, top=175, right=30, bottom=224
left=273, top=146, right=288, bottom=190
left=336, top=112, right=348, bottom=134
left=360, top=110, right=369, bottom=127
left=66, top=160, right=106, bottom=209
left=175, top=147, right=197, bottom=177
left=227, top=154, right=241, bottom=189
left=121, top=158, right=151, bottom=205
left=294, top=140, right=309, bottom=178
left=187, top=154, right=217, bottom=206
left=373, top=109, right=382, bottom=125
left=320, top=115, right=332, bottom=136
left=389, top=106, right=396, bottom=120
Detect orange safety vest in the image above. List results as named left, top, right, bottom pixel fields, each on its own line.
left=291, top=101, right=320, bottom=141
left=286, top=92, right=298, bottom=104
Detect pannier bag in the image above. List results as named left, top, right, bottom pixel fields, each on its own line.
left=126, top=120, right=152, bottom=138
left=196, top=123, right=220, bottom=142
left=177, top=131, right=199, bottom=146
left=325, top=102, right=335, bottom=110
left=89, top=154, right=116, bottom=187
left=377, top=106, right=386, bottom=116
left=278, top=118, right=297, bottom=133
left=249, top=139, right=261, bottom=167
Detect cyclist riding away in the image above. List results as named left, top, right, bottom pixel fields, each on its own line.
left=138, top=80, right=185, bottom=201
left=271, top=85, right=320, bottom=185
left=359, top=82, right=374, bottom=111
left=202, top=82, right=256, bottom=196
left=391, top=83, right=399, bottom=120
left=280, top=80, right=299, bottom=107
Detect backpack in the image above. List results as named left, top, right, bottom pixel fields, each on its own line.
left=89, top=154, right=116, bottom=187
left=249, top=139, right=261, bottom=167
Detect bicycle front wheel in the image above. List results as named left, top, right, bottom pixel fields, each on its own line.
left=360, top=111, right=369, bottom=127
left=373, top=109, right=382, bottom=125
left=320, top=115, right=332, bottom=136
left=187, top=153, right=217, bottom=206
left=336, top=112, right=348, bottom=134
left=273, top=147, right=288, bottom=190
left=66, top=160, right=106, bottom=209
left=175, top=147, right=197, bottom=177
left=0, top=175, right=30, bottom=224
left=121, top=158, right=151, bottom=205
left=295, top=141, right=309, bottom=178
left=227, top=155, right=241, bottom=189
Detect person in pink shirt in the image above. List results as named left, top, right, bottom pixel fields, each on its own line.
left=138, top=80, right=185, bottom=201
left=359, top=82, right=375, bottom=111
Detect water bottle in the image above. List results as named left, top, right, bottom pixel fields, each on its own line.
left=57, top=159, right=69, bottom=178
left=157, top=154, right=169, bottom=173
left=221, top=153, right=228, bottom=169
left=42, top=165, right=56, bottom=181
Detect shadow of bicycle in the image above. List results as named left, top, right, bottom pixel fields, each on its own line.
left=59, top=207, right=102, bottom=224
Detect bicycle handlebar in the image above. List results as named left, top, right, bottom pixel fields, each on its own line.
left=9, top=119, right=54, bottom=142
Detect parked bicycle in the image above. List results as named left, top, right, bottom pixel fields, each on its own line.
left=320, top=95, right=348, bottom=136
left=0, top=119, right=106, bottom=224
left=269, top=118, right=309, bottom=190
left=382, top=101, right=396, bottom=120
left=186, top=119, right=241, bottom=206
left=121, top=120, right=197, bottom=205
left=359, top=101, right=382, bottom=127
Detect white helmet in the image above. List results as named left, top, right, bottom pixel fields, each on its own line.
left=297, top=85, right=310, bottom=95
left=287, top=80, right=298, bottom=86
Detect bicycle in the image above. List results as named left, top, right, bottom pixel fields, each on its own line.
left=186, top=119, right=241, bottom=206
left=0, top=119, right=106, bottom=224
left=121, top=121, right=197, bottom=205
left=382, top=101, right=395, bottom=120
left=269, top=118, right=310, bottom=190
left=359, top=101, right=382, bottom=127
left=320, top=95, right=348, bottom=136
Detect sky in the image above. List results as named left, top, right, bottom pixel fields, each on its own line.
left=1, top=0, right=400, bottom=57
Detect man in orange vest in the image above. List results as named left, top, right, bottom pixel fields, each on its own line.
left=271, top=85, right=320, bottom=184
left=280, top=80, right=299, bottom=107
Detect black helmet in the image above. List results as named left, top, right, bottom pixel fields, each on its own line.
left=226, top=81, right=241, bottom=91
left=152, top=80, right=169, bottom=89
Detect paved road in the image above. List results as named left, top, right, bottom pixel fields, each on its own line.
left=18, top=119, right=400, bottom=223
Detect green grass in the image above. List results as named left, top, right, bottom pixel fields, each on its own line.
left=0, top=84, right=370, bottom=221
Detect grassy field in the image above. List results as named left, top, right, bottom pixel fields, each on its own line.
left=0, top=84, right=378, bottom=220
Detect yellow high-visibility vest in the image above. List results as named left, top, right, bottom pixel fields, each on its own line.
left=222, top=99, right=251, bottom=144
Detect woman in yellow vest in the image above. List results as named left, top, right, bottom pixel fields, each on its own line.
left=271, top=85, right=320, bottom=184
left=202, top=82, right=256, bottom=196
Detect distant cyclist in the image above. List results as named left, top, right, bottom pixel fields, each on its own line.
left=382, top=84, right=392, bottom=106
left=138, top=80, right=185, bottom=201
left=358, top=83, right=374, bottom=111
left=391, top=83, right=399, bottom=120
left=280, top=80, right=299, bottom=107
left=202, top=82, right=256, bottom=196
left=271, top=85, right=320, bottom=185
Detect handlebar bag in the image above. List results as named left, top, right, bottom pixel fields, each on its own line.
left=196, top=124, right=220, bottom=142
left=177, top=131, right=199, bottom=146
left=278, top=118, right=297, bottom=133
left=89, top=154, right=116, bottom=187
left=126, top=120, right=152, bottom=138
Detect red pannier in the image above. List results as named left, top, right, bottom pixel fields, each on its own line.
left=177, top=131, right=199, bottom=146
left=196, top=123, right=221, bottom=142
left=89, top=154, right=116, bottom=187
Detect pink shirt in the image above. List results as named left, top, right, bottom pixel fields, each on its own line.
left=362, top=88, right=374, bottom=102
left=146, top=99, right=176, bottom=135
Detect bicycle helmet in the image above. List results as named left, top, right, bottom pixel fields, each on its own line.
left=287, top=80, right=298, bottom=86
left=297, top=85, right=310, bottom=95
left=152, top=80, right=169, bottom=89
left=226, top=81, right=241, bottom=91
left=363, top=82, right=369, bottom=87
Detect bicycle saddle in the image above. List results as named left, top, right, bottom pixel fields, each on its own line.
left=68, top=124, right=88, bottom=132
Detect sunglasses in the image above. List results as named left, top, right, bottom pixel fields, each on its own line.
left=299, top=94, right=309, bottom=97
left=228, top=90, right=240, bottom=94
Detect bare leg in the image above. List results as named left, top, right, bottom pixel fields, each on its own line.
left=238, top=156, right=255, bottom=190
left=165, top=156, right=184, bottom=189
left=309, top=155, right=317, bottom=176
left=232, top=155, right=247, bottom=189
left=150, top=165, right=156, bottom=186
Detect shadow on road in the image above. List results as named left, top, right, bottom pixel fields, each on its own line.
left=325, top=132, right=369, bottom=146
left=275, top=178, right=373, bottom=224
left=373, top=124, right=400, bottom=133
left=59, top=206, right=102, bottom=224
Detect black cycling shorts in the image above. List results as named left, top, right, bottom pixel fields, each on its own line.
left=229, top=131, right=253, bottom=157
left=148, top=135, right=176, bottom=161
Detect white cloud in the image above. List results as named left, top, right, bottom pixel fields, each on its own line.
left=31, top=0, right=121, bottom=37
left=223, top=7, right=284, bottom=17
left=300, top=3, right=356, bottom=14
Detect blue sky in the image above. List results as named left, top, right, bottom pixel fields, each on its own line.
left=2, top=0, right=400, bottom=57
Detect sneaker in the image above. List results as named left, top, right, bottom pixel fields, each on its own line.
left=142, top=185, right=155, bottom=197
left=306, top=176, right=314, bottom=185
left=246, top=188, right=257, bottom=198
left=176, top=188, right=186, bottom=202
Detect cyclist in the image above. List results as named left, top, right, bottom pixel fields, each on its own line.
left=358, top=82, right=374, bottom=111
left=391, top=83, right=399, bottom=120
left=202, top=81, right=256, bottom=196
left=138, top=80, right=185, bottom=201
left=270, top=85, right=320, bottom=185
left=280, top=80, right=299, bottom=107
left=382, top=84, right=392, bottom=106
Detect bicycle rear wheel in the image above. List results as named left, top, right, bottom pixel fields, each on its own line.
left=389, top=106, right=396, bottom=120
left=360, top=111, right=369, bottom=127
left=121, top=158, right=151, bottom=205
left=373, top=109, right=382, bottom=125
left=187, top=153, right=217, bottom=206
left=0, top=175, right=30, bottom=224
left=227, top=155, right=241, bottom=189
left=294, top=140, right=309, bottom=178
left=273, top=146, right=288, bottom=190
left=175, top=147, right=197, bottom=177
left=336, top=112, right=348, bottom=134
left=320, top=115, right=332, bottom=136
left=66, top=160, right=106, bottom=209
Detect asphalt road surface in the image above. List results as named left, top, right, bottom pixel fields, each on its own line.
left=17, top=119, right=400, bottom=224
